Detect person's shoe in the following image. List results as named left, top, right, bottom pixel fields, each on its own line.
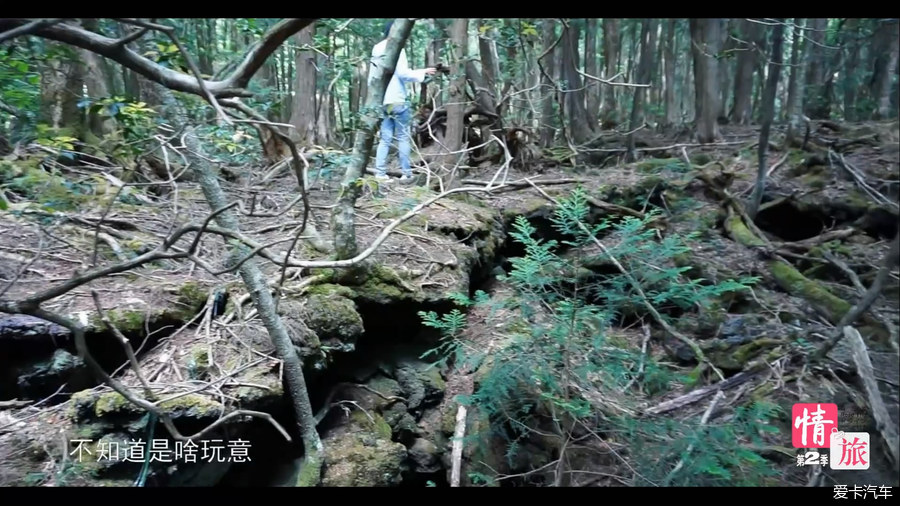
left=399, top=174, right=414, bottom=184
left=375, top=173, right=390, bottom=181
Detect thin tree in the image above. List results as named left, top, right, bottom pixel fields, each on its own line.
left=747, top=20, right=786, bottom=219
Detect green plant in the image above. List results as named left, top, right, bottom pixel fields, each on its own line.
left=419, top=186, right=776, bottom=486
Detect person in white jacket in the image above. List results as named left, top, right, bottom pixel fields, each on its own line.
left=370, top=20, right=435, bottom=182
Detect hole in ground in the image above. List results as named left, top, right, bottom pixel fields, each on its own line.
left=753, top=198, right=829, bottom=241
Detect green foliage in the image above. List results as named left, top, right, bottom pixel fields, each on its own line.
left=420, top=186, right=774, bottom=486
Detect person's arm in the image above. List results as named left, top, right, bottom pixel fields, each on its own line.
left=393, top=48, right=430, bottom=83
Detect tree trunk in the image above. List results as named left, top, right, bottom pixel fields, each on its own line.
left=539, top=19, right=558, bottom=147
left=804, top=18, right=829, bottom=119
left=561, top=20, right=593, bottom=144
left=627, top=19, right=656, bottom=160
left=332, top=19, right=414, bottom=261
left=870, top=18, right=900, bottom=120
left=785, top=19, right=806, bottom=147
left=842, top=18, right=862, bottom=122
left=690, top=18, right=723, bottom=143
left=585, top=18, right=600, bottom=128
left=289, top=23, right=317, bottom=146
left=477, top=21, right=501, bottom=103
left=747, top=20, right=785, bottom=220
left=718, top=19, right=736, bottom=122
left=600, top=19, right=620, bottom=129
left=663, top=19, right=679, bottom=127
left=731, top=18, right=763, bottom=125
left=78, top=19, right=116, bottom=138
left=785, top=19, right=804, bottom=120
left=443, top=18, right=468, bottom=160
left=182, top=127, right=324, bottom=487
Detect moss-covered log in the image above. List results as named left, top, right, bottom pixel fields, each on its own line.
left=724, top=212, right=883, bottom=333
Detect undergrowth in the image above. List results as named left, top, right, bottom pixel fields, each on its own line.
left=419, top=186, right=781, bottom=487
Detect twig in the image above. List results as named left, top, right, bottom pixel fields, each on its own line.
left=813, top=232, right=899, bottom=361
left=90, top=290, right=156, bottom=399
left=644, top=370, right=759, bottom=416
left=661, top=390, right=725, bottom=486
left=845, top=326, right=899, bottom=472
left=0, top=18, right=65, bottom=44
left=450, top=404, right=468, bottom=487
left=624, top=323, right=652, bottom=392
left=0, top=399, right=33, bottom=409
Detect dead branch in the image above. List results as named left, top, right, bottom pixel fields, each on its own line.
left=90, top=290, right=153, bottom=397
left=661, top=390, right=725, bottom=486
left=830, top=150, right=899, bottom=211
left=812, top=231, right=900, bottom=361
left=643, top=369, right=759, bottom=416
left=0, top=18, right=315, bottom=99
left=450, top=404, right=468, bottom=487
left=774, top=228, right=856, bottom=251
left=0, top=18, right=65, bottom=44
left=0, top=399, right=32, bottom=409
left=845, top=326, right=900, bottom=472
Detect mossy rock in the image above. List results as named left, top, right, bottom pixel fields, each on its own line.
left=706, top=337, right=786, bottom=372
left=320, top=412, right=408, bottom=487
left=635, top=157, right=688, bottom=174
left=175, top=281, right=210, bottom=318
left=300, top=294, right=364, bottom=347
left=68, top=390, right=223, bottom=427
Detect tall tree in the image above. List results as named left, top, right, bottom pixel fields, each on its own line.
left=731, top=18, right=764, bottom=125
left=690, top=18, right=723, bottom=143
left=841, top=18, right=862, bottom=121
left=627, top=18, right=656, bottom=160
left=747, top=20, right=786, bottom=219
left=539, top=19, right=558, bottom=147
left=585, top=18, right=600, bottom=128
left=803, top=18, right=830, bottom=119
left=560, top=19, right=593, bottom=143
left=785, top=19, right=807, bottom=147
left=600, top=18, right=620, bottom=129
left=289, top=23, right=317, bottom=146
left=870, top=18, right=900, bottom=120
left=443, top=18, right=468, bottom=160
left=662, top=19, right=679, bottom=128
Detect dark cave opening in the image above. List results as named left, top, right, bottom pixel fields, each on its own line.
left=753, top=198, right=829, bottom=242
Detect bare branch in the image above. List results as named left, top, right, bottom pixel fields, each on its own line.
left=0, top=18, right=65, bottom=44
left=90, top=290, right=154, bottom=398
left=0, top=18, right=315, bottom=99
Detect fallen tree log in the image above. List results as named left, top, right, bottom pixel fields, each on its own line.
left=723, top=207, right=887, bottom=339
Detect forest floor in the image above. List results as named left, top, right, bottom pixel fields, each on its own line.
left=0, top=119, right=898, bottom=487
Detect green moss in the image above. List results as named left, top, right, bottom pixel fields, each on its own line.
left=87, top=308, right=146, bottom=335
left=187, top=346, right=210, bottom=380
left=94, top=392, right=143, bottom=418
left=158, top=394, right=223, bottom=418
left=725, top=215, right=766, bottom=247
left=353, top=265, right=415, bottom=304
left=305, top=282, right=355, bottom=298
left=635, top=157, right=688, bottom=174
left=295, top=453, right=323, bottom=487
left=769, top=262, right=851, bottom=323
left=302, top=294, right=364, bottom=343
left=321, top=427, right=407, bottom=487
left=176, top=281, right=208, bottom=315
left=350, top=410, right=393, bottom=440
left=419, top=366, right=446, bottom=392
left=708, top=338, right=784, bottom=370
